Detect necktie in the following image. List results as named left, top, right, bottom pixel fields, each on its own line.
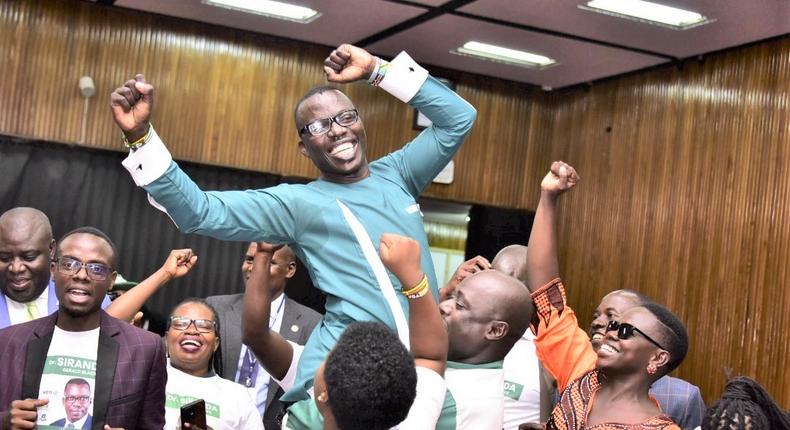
left=25, top=302, right=40, bottom=321
left=66, top=424, right=75, bottom=429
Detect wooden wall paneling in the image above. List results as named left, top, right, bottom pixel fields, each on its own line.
left=3, top=0, right=790, bottom=407
left=0, top=0, right=548, bottom=209
left=544, top=39, right=790, bottom=406
left=424, top=220, right=468, bottom=251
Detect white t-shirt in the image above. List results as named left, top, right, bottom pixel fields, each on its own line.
left=435, top=361, right=505, bottom=430
left=393, top=366, right=447, bottom=430
left=503, top=330, right=542, bottom=429
left=165, top=363, right=264, bottom=430
left=36, top=326, right=100, bottom=427
left=234, top=294, right=286, bottom=415
left=281, top=366, right=447, bottom=430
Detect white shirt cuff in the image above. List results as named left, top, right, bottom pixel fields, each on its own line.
left=121, top=127, right=173, bottom=186
left=378, top=51, right=429, bottom=103
left=272, top=341, right=304, bottom=393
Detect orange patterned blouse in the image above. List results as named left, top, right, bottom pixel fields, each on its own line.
left=531, top=278, right=680, bottom=430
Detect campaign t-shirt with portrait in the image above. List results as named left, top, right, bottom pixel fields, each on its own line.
left=36, top=326, right=100, bottom=429
left=165, top=363, right=263, bottom=430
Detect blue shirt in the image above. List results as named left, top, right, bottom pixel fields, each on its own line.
left=141, top=75, right=476, bottom=401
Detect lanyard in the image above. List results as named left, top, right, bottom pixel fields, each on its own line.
left=243, top=296, right=285, bottom=387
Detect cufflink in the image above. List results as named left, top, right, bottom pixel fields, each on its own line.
left=291, top=325, right=299, bottom=332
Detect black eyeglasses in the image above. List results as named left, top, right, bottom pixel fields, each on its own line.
left=606, top=320, right=666, bottom=350
left=299, top=108, right=359, bottom=136
left=169, top=316, right=217, bottom=333
left=64, top=395, right=91, bottom=404
left=54, top=257, right=112, bottom=281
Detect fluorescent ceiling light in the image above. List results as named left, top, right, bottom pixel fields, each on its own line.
left=202, top=0, right=321, bottom=23
left=581, top=0, right=711, bottom=29
left=453, top=41, right=556, bottom=69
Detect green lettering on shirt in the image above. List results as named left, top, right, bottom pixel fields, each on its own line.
left=165, top=392, right=221, bottom=418
left=43, top=356, right=97, bottom=378
left=504, top=380, right=524, bottom=400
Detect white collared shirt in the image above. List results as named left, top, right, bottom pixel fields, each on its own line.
left=6, top=286, right=48, bottom=325
left=64, top=411, right=90, bottom=429
left=234, top=293, right=286, bottom=415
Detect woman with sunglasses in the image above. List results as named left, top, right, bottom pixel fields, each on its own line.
left=163, top=298, right=264, bottom=430
left=525, top=161, right=687, bottom=429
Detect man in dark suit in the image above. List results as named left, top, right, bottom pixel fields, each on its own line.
left=49, top=378, right=93, bottom=429
left=0, top=227, right=166, bottom=429
left=207, top=243, right=321, bottom=429
left=0, top=208, right=111, bottom=330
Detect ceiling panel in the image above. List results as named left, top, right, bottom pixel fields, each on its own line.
left=111, top=0, right=788, bottom=89
left=406, top=0, right=450, bottom=6
left=115, top=0, right=427, bottom=47
left=366, top=14, right=667, bottom=88
left=458, top=0, right=790, bottom=59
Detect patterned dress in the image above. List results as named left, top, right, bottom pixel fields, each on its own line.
left=532, top=279, right=680, bottom=430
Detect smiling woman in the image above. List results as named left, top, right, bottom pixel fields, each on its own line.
left=163, top=298, right=264, bottom=430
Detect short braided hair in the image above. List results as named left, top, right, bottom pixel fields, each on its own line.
left=703, top=377, right=790, bottom=429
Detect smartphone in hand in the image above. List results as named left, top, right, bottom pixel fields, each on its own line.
left=180, top=399, right=207, bottom=429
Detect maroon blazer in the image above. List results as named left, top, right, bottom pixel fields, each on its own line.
left=0, top=311, right=166, bottom=430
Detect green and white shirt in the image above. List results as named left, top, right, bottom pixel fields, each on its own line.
left=503, top=330, right=541, bottom=429
left=36, top=326, right=100, bottom=429
left=165, top=363, right=263, bottom=430
left=436, top=361, right=504, bottom=430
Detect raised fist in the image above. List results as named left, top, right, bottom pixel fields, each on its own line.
left=379, top=233, right=423, bottom=288
left=110, top=74, right=154, bottom=142
left=323, top=44, right=376, bottom=84
left=540, top=161, right=579, bottom=196
left=161, top=248, right=198, bottom=280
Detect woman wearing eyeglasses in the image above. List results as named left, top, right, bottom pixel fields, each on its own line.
left=524, top=162, right=687, bottom=430
left=163, top=298, right=264, bottom=430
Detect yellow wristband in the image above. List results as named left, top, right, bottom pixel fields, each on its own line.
left=122, top=125, right=152, bottom=150
left=402, top=275, right=429, bottom=299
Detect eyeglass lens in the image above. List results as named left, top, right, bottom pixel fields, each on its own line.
left=58, top=257, right=110, bottom=280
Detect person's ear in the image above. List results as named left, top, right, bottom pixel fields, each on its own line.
left=298, top=141, right=309, bottom=157
left=651, top=349, right=670, bottom=368
left=485, top=320, right=510, bottom=341
left=285, top=261, right=297, bottom=279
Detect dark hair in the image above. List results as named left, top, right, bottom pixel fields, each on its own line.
left=640, top=303, right=688, bottom=376
left=64, top=378, right=90, bottom=389
left=293, top=85, right=346, bottom=132
left=58, top=226, right=118, bottom=268
left=168, top=297, right=224, bottom=378
left=703, top=377, right=790, bottom=429
left=324, top=322, right=416, bottom=430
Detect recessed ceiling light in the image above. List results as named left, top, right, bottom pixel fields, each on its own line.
left=202, top=0, right=321, bottom=24
left=580, top=0, right=711, bottom=30
left=452, top=41, right=557, bottom=69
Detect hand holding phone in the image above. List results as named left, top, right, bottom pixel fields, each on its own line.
left=180, top=399, right=207, bottom=430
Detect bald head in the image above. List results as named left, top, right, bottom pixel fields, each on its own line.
left=0, top=208, right=53, bottom=240
left=0, top=207, right=56, bottom=302
left=492, top=245, right=528, bottom=284
left=440, top=270, right=534, bottom=363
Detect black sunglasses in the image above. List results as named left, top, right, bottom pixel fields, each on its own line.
left=606, top=320, right=666, bottom=350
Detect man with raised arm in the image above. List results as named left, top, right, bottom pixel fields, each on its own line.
left=241, top=235, right=448, bottom=430
left=110, top=43, right=476, bottom=401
